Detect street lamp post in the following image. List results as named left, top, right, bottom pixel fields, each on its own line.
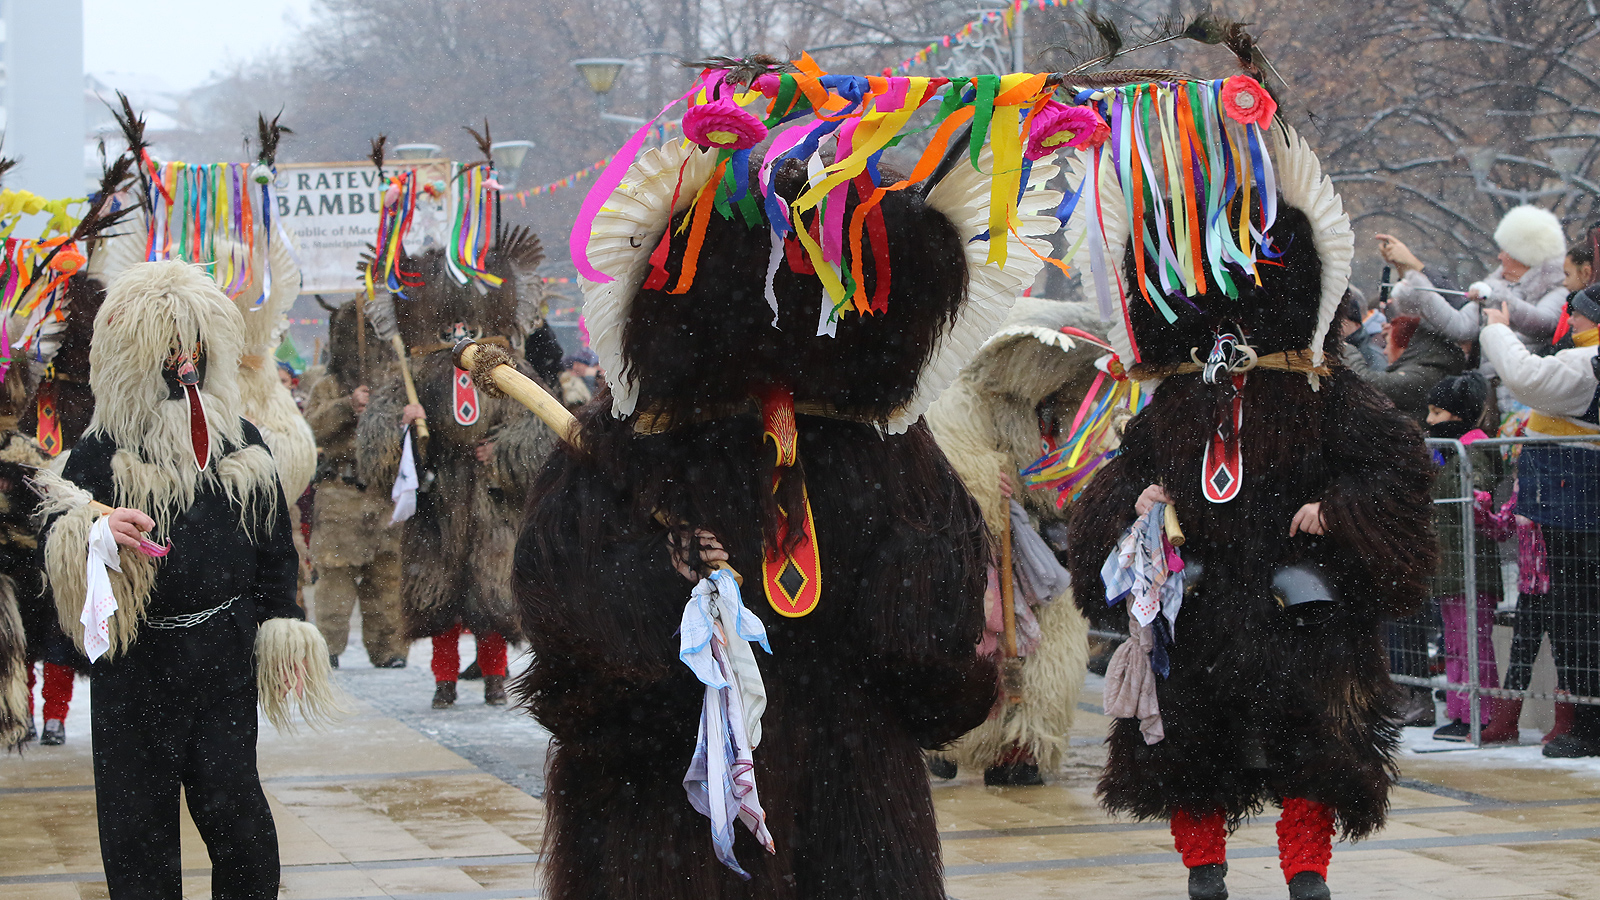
left=490, top=140, right=536, bottom=191
left=572, top=58, right=651, bottom=127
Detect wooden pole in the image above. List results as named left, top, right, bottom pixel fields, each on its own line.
left=355, top=289, right=368, bottom=384
left=1000, top=503, right=1017, bottom=658
left=999, top=495, right=1024, bottom=705
left=454, top=339, right=739, bottom=584
left=391, top=335, right=429, bottom=440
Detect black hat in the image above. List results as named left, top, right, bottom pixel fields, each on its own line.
left=1569, top=285, right=1600, bottom=324
left=1427, top=373, right=1488, bottom=424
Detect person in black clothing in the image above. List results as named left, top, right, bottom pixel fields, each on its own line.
left=35, top=260, right=335, bottom=899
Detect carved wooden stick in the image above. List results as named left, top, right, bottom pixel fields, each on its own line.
left=392, top=335, right=429, bottom=440
left=454, top=339, right=739, bottom=584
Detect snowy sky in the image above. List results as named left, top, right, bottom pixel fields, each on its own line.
left=83, top=0, right=318, bottom=92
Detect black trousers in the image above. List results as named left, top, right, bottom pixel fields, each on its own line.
left=91, top=656, right=278, bottom=899
left=1503, top=589, right=1555, bottom=693
left=1541, top=527, right=1600, bottom=739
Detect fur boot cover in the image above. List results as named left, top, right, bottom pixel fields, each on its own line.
left=0, top=575, right=26, bottom=747
left=1058, top=74, right=1437, bottom=841
left=255, top=617, right=342, bottom=732
left=355, top=230, right=556, bottom=642
left=1494, top=205, right=1567, bottom=268
left=925, top=297, right=1109, bottom=774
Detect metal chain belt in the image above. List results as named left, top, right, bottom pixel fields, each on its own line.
left=145, top=597, right=236, bottom=630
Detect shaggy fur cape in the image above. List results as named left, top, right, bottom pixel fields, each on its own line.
left=355, top=241, right=556, bottom=642
left=0, top=423, right=43, bottom=747
left=89, top=225, right=316, bottom=504
left=1065, top=202, right=1437, bottom=840
left=514, top=159, right=1000, bottom=898
left=925, top=298, right=1106, bottom=773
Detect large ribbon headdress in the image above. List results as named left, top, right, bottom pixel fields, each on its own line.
left=1054, top=74, right=1352, bottom=385
left=576, top=57, right=1069, bottom=432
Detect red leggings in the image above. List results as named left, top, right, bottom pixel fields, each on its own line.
left=25, top=662, right=76, bottom=722
left=430, top=624, right=507, bottom=682
left=1173, top=799, right=1334, bottom=883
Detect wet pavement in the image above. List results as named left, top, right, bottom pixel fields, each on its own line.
left=4, top=643, right=1599, bottom=898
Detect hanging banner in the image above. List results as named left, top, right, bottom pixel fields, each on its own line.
left=276, top=159, right=453, bottom=294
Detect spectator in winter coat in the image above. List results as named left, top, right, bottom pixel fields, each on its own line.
left=1378, top=208, right=1569, bottom=415
left=1422, top=374, right=1503, bottom=743
left=1340, top=314, right=1467, bottom=425
left=1340, top=288, right=1386, bottom=371
left=1479, top=286, right=1600, bottom=758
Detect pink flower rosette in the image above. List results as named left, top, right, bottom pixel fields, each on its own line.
left=1026, top=102, right=1111, bottom=160
left=1220, top=76, right=1276, bottom=128
left=682, top=96, right=769, bottom=151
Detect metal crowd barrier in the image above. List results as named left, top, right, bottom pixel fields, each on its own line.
left=1391, top=434, right=1600, bottom=747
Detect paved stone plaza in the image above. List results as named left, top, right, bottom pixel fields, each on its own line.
left=4, top=635, right=1599, bottom=900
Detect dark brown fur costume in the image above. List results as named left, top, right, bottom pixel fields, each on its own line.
left=512, top=158, right=1000, bottom=898
left=18, top=274, right=101, bottom=452
left=355, top=235, right=555, bottom=642
left=1065, top=203, right=1437, bottom=840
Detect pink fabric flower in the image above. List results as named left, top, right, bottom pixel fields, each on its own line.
left=1026, top=102, right=1111, bottom=160
left=683, top=97, right=768, bottom=151
left=1220, top=76, right=1277, bottom=128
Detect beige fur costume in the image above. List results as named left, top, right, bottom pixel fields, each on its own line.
left=925, top=297, right=1111, bottom=776
left=303, top=300, right=404, bottom=664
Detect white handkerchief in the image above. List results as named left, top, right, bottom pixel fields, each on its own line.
left=389, top=427, right=418, bottom=526
left=82, top=516, right=123, bottom=662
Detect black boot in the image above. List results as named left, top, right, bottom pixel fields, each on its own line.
left=459, top=660, right=483, bottom=681
left=983, top=761, right=1045, bottom=786
left=432, top=681, right=457, bottom=709
left=1288, top=871, right=1331, bottom=900
left=483, top=675, right=508, bottom=706
left=1188, top=862, right=1228, bottom=900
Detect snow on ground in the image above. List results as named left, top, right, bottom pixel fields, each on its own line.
left=330, top=613, right=553, bottom=798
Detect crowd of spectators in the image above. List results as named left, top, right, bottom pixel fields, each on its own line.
left=1340, top=208, right=1600, bottom=758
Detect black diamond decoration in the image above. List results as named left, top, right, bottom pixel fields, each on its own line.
left=777, top=558, right=805, bottom=598
left=1208, top=465, right=1234, bottom=495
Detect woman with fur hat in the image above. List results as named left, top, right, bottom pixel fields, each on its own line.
left=1378, top=207, right=1569, bottom=415
left=34, top=260, right=335, bottom=899
left=924, top=297, right=1103, bottom=785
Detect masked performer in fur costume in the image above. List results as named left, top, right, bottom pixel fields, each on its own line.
left=356, top=135, right=556, bottom=708
left=0, top=361, right=45, bottom=748
left=925, top=297, right=1115, bottom=784
left=34, top=259, right=336, bottom=899
left=97, top=103, right=317, bottom=506
left=1056, top=61, right=1435, bottom=900
left=304, top=299, right=406, bottom=667
left=509, top=61, right=1065, bottom=898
